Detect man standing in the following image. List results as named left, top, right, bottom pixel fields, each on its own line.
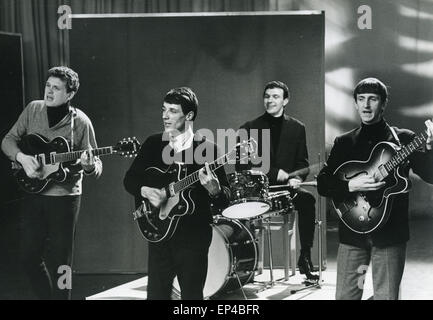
left=317, top=77, right=433, bottom=299
left=124, top=87, right=230, bottom=300
left=238, top=80, right=318, bottom=280
left=1, top=66, right=102, bottom=299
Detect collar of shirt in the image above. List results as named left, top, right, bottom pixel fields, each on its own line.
left=169, top=126, right=194, bottom=153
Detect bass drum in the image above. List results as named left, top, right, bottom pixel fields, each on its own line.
left=172, top=216, right=258, bottom=299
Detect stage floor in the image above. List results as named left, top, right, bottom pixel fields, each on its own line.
left=86, top=268, right=374, bottom=300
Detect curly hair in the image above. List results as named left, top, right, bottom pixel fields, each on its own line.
left=47, top=66, right=80, bottom=93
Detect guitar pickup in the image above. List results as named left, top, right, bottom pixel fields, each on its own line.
left=167, top=183, right=176, bottom=197
left=337, top=200, right=356, bottom=216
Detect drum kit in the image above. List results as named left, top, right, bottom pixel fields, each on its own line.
left=174, top=169, right=317, bottom=299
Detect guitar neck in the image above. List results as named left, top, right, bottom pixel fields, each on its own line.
left=384, top=131, right=428, bottom=172
left=53, top=147, right=114, bottom=164
left=172, top=152, right=233, bottom=194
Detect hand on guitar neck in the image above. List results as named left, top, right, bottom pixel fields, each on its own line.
left=16, top=152, right=42, bottom=179
left=348, top=174, right=386, bottom=192
left=198, top=162, right=222, bottom=197
left=80, top=149, right=96, bottom=172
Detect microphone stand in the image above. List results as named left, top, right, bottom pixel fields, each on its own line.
left=290, top=153, right=324, bottom=294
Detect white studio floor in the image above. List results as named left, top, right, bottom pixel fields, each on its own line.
left=86, top=268, right=374, bottom=300
left=87, top=218, right=433, bottom=300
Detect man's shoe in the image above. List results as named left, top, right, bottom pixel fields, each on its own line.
left=298, top=254, right=319, bottom=281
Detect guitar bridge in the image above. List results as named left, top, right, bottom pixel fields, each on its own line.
left=132, top=203, right=150, bottom=220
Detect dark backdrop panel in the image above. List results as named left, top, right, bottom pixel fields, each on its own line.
left=0, top=32, right=26, bottom=298
left=0, top=32, right=25, bottom=204
left=70, top=12, right=325, bottom=272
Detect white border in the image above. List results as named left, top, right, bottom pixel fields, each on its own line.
left=71, top=10, right=323, bottom=19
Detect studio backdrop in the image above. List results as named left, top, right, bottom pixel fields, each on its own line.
left=69, top=11, right=325, bottom=273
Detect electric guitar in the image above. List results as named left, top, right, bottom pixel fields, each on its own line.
left=132, top=138, right=257, bottom=243
left=331, top=130, right=430, bottom=234
left=12, top=133, right=140, bottom=194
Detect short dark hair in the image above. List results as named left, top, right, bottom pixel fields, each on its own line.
left=164, top=87, right=198, bottom=121
left=353, top=78, right=388, bottom=103
left=263, top=80, right=290, bottom=100
left=47, top=66, right=80, bottom=93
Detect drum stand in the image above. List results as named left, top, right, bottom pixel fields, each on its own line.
left=254, top=210, right=296, bottom=292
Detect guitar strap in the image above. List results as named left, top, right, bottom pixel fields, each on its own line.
left=388, top=125, right=402, bottom=147
left=70, top=107, right=77, bottom=151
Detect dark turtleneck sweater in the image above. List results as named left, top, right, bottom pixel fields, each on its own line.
left=358, top=118, right=390, bottom=148
left=317, top=117, right=433, bottom=248
left=263, top=111, right=284, bottom=154
left=46, top=102, right=69, bottom=128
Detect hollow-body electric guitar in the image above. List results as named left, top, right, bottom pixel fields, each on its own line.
left=331, top=130, right=429, bottom=234
left=132, top=139, right=257, bottom=243
left=12, top=133, right=140, bottom=193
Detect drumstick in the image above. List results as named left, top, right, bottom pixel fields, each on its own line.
left=299, top=181, right=318, bottom=187
left=269, top=181, right=317, bottom=189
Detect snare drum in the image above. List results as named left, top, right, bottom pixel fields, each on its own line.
left=172, top=216, right=258, bottom=299
left=258, top=191, right=294, bottom=220
left=222, top=170, right=270, bottom=219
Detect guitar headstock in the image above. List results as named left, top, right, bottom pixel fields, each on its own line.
left=114, top=137, right=140, bottom=157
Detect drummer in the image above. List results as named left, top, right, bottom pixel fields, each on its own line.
left=236, top=80, right=318, bottom=280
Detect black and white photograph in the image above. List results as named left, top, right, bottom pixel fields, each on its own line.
left=0, top=0, right=432, bottom=308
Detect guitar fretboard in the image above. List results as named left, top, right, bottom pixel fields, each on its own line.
left=384, top=132, right=428, bottom=173
left=52, top=147, right=114, bottom=164
left=172, top=152, right=234, bottom=194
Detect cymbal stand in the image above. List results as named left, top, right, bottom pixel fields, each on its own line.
left=290, top=153, right=324, bottom=294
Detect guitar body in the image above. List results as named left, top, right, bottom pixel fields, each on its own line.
left=12, top=134, right=139, bottom=194
left=14, top=134, right=70, bottom=193
left=134, top=163, right=195, bottom=243
left=332, top=141, right=411, bottom=234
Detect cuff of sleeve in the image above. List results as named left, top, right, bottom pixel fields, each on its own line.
left=83, top=166, right=96, bottom=175
left=340, top=180, right=350, bottom=194
left=209, top=188, right=222, bottom=199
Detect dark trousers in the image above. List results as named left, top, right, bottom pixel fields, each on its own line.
left=147, top=228, right=212, bottom=300
left=291, top=188, right=316, bottom=251
left=19, top=194, right=81, bottom=300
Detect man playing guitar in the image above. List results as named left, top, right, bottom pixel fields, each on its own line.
left=123, top=87, right=230, bottom=300
left=317, top=78, right=433, bottom=300
left=1, top=66, right=102, bottom=299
